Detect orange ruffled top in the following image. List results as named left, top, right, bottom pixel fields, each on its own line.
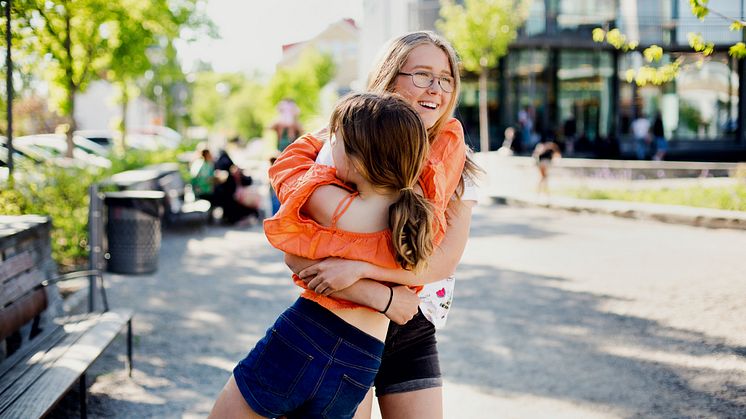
left=269, top=118, right=467, bottom=245
left=264, top=164, right=401, bottom=311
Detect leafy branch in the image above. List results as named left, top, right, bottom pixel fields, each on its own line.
left=593, top=0, right=745, bottom=86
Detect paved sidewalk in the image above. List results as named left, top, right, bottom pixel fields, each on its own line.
left=48, top=201, right=746, bottom=418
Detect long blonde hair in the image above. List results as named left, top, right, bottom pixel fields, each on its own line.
left=367, top=31, right=482, bottom=195
left=329, top=93, right=435, bottom=272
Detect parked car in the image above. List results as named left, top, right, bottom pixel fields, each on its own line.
left=74, top=130, right=115, bottom=150
left=129, top=125, right=182, bottom=149
left=15, top=134, right=112, bottom=169
left=1, top=135, right=57, bottom=164
left=2, top=135, right=83, bottom=183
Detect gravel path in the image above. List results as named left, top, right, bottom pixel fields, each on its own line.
left=47, top=205, right=746, bottom=418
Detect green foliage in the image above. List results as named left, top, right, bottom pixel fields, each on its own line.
left=15, top=0, right=122, bottom=115
left=12, top=0, right=212, bottom=146
left=567, top=184, right=746, bottom=212
left=643, top=45, right=663, bottom=62
left=225, top=81, right=266, bottom=139
left=190, top=71, right=263, bottom=135
left=592, top=28, right=638, bottom=51
left=265, top=49, right=336, bottom=125
left=1, top=164, right=100, bottom=268
left=689, top=0, right=710, bottom=20
left=437, top=0, right=530, bottom=72
left=627, top=62, right=681, bottom=86
left=592, top=28, right=606, bottom=43
left=679, top=101, right=704, bottom=132
left=0, top=144, right=196, bottom=270
left=730, top=42, right=746, bottom=59
left=687, top=33, right=714, bottom=55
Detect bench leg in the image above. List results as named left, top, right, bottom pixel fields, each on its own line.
left=127, top=319, right=133, bottom=377
left=79, top=372, right=87, bottom=419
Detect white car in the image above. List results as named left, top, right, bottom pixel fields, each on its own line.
left=128, top=125, right=182, bottom=149
left=74, top=130, right=115, bottom=150
left=15, top=134, right=112, bottom=169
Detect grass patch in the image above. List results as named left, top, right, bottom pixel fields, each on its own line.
left=565, top=183, right=746, bottom=212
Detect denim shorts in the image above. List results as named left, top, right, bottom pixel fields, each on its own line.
left=233, top=298, right=384, bottom=418
left=374, top=308, right=441, bottom=396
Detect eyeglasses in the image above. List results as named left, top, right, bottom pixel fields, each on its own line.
left=398, top=71, right=455, bottom=93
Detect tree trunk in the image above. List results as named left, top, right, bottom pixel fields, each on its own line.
left=66, top=86, right=77, bottom=159
left=120, top=83, right=128, bottom=153
left=64, top=5, right=75, bottom=158
left=479, top=66, right=489, bottom=153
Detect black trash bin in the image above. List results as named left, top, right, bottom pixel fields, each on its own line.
left=104, top=191, right=165, bottom=274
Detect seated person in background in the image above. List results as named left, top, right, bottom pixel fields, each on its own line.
left=190, top=144, right=215, bottom=201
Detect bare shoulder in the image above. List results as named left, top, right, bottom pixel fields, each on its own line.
left=302, top=184, right=349, bottom=227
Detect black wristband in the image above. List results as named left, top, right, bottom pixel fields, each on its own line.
left=380, top=287, right=394, bottom=314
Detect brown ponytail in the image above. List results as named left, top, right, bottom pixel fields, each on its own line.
left=389, top=188, right=434, bottom=272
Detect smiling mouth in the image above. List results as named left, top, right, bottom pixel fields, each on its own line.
left=418, top=101, right=439, bottom=110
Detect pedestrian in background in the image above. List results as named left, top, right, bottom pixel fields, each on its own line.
left=189, top=143, right=215, bottom=201
left=632, top=112, right=651, bottom=160
left=497, top=126, right=516, bottom=157
left=652, top=112, right=668, bottom=161
left=270, top=98, right=303, bottom=152
left=533, top=140, right=562, bottom=195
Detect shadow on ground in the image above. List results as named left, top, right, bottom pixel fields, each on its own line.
left=441, top=262, right=746, bottom=418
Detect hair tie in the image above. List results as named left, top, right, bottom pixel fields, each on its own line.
left=400, top=186, right=414, bottom=193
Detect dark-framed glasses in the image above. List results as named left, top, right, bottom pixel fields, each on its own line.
left=398, top=71, right=455, bottom=93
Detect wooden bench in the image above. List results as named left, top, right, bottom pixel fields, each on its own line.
left=0, top=215, right=133, bottom=418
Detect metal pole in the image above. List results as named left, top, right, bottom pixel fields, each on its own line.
left=5, top=0, right=13, bottom=176
left=88, top=184, right=102, bottom=312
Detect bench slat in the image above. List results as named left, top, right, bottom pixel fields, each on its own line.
left=0, top=324, right=67, bottom=395
left=0, top=270, right=46, bottom=309
left=0, top=251, right=35, bottom=283
left=0, top=289, right=48, bottom=342
left=0, top=317, right=92, bottom=413
left=0, top=310, right=132, bottom=418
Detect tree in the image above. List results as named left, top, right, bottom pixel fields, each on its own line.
left=438, top=0, right=531, bottom=152
left=14, top=0, right=124, bottom=157
left=13, top=0, right=213, bottom=156
left=265, top=49, right=335, bottom=125
left=189, top=71, right=250, bottom=134
left=116, top=1, right=216, bottom=148
left=592, top=0, right=745, bottom=87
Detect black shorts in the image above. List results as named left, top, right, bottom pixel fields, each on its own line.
left=374, top=308, right=441, bottom=396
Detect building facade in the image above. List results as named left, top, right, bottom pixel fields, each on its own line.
left=361, top=0, right=746, bottom=161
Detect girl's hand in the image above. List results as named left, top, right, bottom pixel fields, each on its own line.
left=385, top=286, right=420, bottom=325
left=299, top=258, right=368, bottom=295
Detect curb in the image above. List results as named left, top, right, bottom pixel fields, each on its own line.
left=490, top=194, right=746, bottom=230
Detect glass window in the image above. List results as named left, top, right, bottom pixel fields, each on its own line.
left=557, top=0, right=615, bottom=32
left=506, top=51, right=549, bottom=151
left=674, top=53, right=738, bottom=140
left=618, top=52, right=738, bottom=141
left=523, top=0, right=546, bottom=37
left=558, top=51, right=614, bottom=143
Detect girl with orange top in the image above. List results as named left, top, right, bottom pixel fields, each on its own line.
left=209, top=93, right=437, bottom=418
left=271, top=31, right=480, bottom=419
